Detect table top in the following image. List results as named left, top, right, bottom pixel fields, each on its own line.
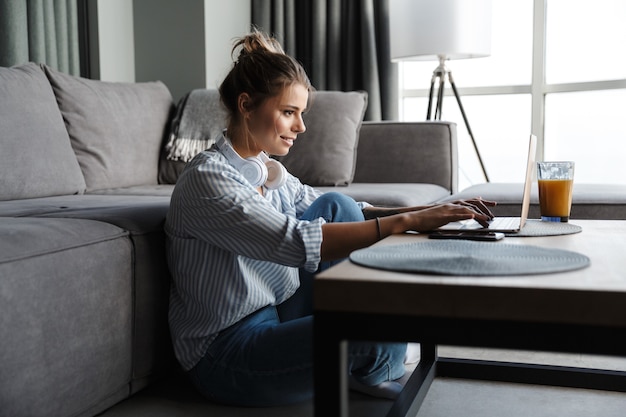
left=314, top=220, right=626, bottom=328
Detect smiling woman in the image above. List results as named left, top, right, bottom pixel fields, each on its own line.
left=165, top=28, right=407, bottom=407
left=164, top=28, right=496, bottom=408
left=230, top=83, right=309, bottom=159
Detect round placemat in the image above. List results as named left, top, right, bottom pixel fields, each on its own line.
left=349, top=240, right=590, bottom=276
left=506, top=219, right=583, bottom=237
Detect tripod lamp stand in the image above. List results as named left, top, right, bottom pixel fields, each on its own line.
left=389, top=0, right=493, bottom=182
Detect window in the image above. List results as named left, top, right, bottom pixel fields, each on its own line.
left=398, top=0, right=626, bottom=189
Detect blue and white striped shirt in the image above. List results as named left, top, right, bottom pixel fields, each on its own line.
left=165, top=138, right=334, bottom=370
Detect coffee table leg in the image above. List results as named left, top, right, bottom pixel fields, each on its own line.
left=386, top=343, right=438, bottom=417
left=314, top=311, right=444, bottom=417
left=314, top=312, right=349, bottom=416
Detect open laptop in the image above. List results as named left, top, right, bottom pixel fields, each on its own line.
left=437, top=133, right=537, bottom=234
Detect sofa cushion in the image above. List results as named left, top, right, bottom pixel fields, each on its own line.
left=277, top=90, right=368, bottom=186
left=0, top=63, right=86, bottom=200
left=43, top=65, right=174, bottom=191
left=0, top=217, right=132, bottom=417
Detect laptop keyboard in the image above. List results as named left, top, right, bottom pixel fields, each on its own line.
left=441, top=216, right=521, bottom=231
left=452, top=216, right=520, bottom=230
left=485, top=216, right=520, bottom=230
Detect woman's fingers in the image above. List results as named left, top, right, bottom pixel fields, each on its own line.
left=444, top=201, right=493, bottom=227
left=410, top=203, right=492, bottom=231
left=455, top=198, right=496, bottom=219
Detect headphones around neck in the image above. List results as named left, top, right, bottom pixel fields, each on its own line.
left=216, top=135, right=287, bottom=189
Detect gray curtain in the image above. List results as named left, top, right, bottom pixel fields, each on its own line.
left=0, top=0, right=80, bottom=75
left=251, top=0, right=398, bottom=121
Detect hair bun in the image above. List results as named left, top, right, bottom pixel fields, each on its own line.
left=233, top=28, right=285, bottom=62
left=219, top=27, right=312, bottom=120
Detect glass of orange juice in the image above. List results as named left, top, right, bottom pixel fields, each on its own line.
left=537, top=161, right=575, bottom=222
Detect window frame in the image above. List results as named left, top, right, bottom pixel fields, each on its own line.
left=397, top=0, right=626, bottom=165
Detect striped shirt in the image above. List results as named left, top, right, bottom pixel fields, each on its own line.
left=165, top=138, right=364, bottom=371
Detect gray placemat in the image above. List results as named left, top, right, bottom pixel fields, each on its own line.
left=349, top=240, right=590, bottom=276
left=507, top=219, right=583, bottom=237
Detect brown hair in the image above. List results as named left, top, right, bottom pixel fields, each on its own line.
left=219, top=28, right=313, bottom=139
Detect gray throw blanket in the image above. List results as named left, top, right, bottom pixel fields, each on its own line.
left=164, top=89, right=228, bottom=162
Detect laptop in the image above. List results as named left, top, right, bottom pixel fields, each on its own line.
left=437, top=134, right=537, bottom=234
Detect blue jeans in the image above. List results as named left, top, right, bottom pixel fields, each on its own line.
left=187, top=192, right=407, bottom=406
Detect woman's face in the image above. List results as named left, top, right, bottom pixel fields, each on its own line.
left=243, top=83, right=308, bottom=157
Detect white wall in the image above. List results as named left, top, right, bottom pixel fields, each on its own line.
left=204, top=0, right=251, bottom=90
left=96, top=0, right=135, bottom=82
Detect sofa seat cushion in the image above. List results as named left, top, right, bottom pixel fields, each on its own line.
left=43, top=65, right=174, bottom=192
left=0, top=63, right=86, bottom=200
left=442, top=182, right=626, bottom=220
left=316, top=183, right=451, bottom=208
left=0, top=217, right=132, bottom=417
left=87, top=184, right=175, bottom=197
left=0, top=194, right=170, bottom=231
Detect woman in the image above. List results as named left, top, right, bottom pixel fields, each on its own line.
left=165, top=29, right=495, bottom=407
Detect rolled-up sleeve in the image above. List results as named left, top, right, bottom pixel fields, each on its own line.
left=296, top=216, right=325, bottom=272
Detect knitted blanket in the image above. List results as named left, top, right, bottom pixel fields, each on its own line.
left=164, top=89, right=228, bottom=162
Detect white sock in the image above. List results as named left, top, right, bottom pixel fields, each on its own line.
left=404, top=342, right=421, bottom=365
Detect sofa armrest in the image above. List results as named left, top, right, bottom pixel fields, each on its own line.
left=353, top=121, right=458, bottom=194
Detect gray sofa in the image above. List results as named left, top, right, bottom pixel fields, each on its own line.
left=1, top=63, right=176, bottom=417
left=0, top=63, right=459, bottom=417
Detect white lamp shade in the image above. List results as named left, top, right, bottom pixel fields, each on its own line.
left=389, top=0, right=492, bottom=62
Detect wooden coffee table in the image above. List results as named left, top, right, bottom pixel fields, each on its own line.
left=313, top=220, right=626, bottom=416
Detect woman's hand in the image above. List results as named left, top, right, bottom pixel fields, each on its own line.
left=448, top=197, right=497, bottom=220
left=404, top=199, right=496, bottom=232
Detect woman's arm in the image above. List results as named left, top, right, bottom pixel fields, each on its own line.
left=361, top=198, right=496, bottom=220
left=321, top=200, right=496, bottom=260
left=361, top=205, right=427, bottom=219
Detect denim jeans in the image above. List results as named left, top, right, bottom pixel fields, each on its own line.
left=188, top=192, right=407, bottom=406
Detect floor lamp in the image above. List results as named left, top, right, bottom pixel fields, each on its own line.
left=389, top=0, right=493, bottom=182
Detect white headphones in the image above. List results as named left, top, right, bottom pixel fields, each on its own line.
left=215, top=134, right=287, bottom=189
